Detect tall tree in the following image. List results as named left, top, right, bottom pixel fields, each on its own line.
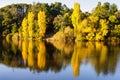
left=28, top=12, right=34, bottom=38
left=71, top=2, right=81, bottom=40
left=38, top=11, right=47, bottom=39
left=22, top=17, right=28, bottom=39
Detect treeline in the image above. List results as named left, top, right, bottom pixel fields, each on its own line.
left=0, top=4, right=29, bottom=36
left=0, top=2, right=72, bottom=38
left=0, top=2, right=120, bottom=41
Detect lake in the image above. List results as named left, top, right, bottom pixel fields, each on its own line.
left=0, top=39, right=120, bottom=80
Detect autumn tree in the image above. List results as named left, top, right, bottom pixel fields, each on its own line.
left=28, top=12, right=35, bottom=38
left=71, top=2, right=81, bottom=40
left=22, top=17, right=28, bottom=39
left=85, top=15, right=99, bottom=40
left=38, top=11, right=47, bottom=39
left=109, top=15, right=118, bottom=23
left=109, top=15, right=118, bottom=31
left=95, top=19, right=109, bottom=41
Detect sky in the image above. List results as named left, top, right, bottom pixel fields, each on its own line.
left=0, top=0, right=120, bottom=12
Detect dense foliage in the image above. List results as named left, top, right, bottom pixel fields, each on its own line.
left=71, top=2, right=120, bottom=41
left=0, top=2, right=120, bottom=41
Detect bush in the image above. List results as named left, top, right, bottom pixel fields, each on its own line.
left=12, top=32, right=19, bottom=40
left=52, top=31, right=65, bottom=41
left=64, top=26, right=74, bottom=41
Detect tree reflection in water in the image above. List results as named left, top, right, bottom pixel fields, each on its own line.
left=0, top=39, right=120, bottom=77
left=37, top=41, right=46, bottom=69
left=22, top=40, right=28, bottom=65
left=28, top=40, right=35, bottom=68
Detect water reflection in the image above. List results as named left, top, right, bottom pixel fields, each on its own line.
left=71, top=42, right=120, bottom=77
left=37, top=41, right=46, bottom=69
left=0, top=39, right=120, bottom=78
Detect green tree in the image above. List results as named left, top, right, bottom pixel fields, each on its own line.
left=53, top=12, right=72, bottom=32
left=110, top=3, right=118, bottom=15
left=2, top=11, right=12, bottom=35
left=53, top=15, right=66, bottom=32
left=115, top=10, right=120, bottom=19
left=11, top=23, right=18, bottom=34
left=0, top=15, right=3, bottom=35
left=93, top=2, right=110, bottom=19
left=110, top=25, right=120, bottom=38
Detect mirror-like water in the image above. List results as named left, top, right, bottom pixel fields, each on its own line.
left=0, top=39, right=120, bottom=80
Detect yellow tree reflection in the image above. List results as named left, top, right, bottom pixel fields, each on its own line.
left=50, top=40, right=74, bottom=56
left=28, top=40, right=35, bottom=68
left=22, top=40, right=28, bottom=63
left=37, top=41, right=46, bottom=69
left=100, top=45, right=108, bottom=66
left=71, top=42, right=81, bottom=77
left=90, top=42, right=110, bottom=75
left=71, top=42, right=95, bottom=77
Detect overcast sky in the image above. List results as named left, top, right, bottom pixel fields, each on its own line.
left=0, top=0, right=120, bottom=12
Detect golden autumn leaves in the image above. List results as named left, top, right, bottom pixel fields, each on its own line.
left=21, top=11, right=46, bottom=39
left=71, top=3, right=81, bottom=40
left=71, top=3, right=109, bottom=41
left=22, top=18, right=28, bottom=38
left=38, top=11, right=47, bottom=38
left=21, top=2, right=109, bottom=41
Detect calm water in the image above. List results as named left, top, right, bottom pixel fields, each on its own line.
left=0, top=39, right=120, bottom=80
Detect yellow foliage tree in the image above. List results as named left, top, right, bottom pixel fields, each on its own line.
left=28, top=12, right=34, bottom=38
left=38, top=11, right=47, bottom=39
left=71, top=2, right=81, bottom=40
left=100, top=19, right=109, bottom=37
left=22, top=17, right=28, bottom=39
left=95, top=19, right=108, bottom=41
